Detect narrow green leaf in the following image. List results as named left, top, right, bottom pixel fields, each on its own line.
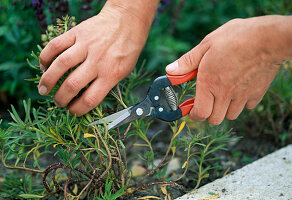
left=37, top=45, right=43, bottom=52
left=118, top=140, right=125, bottom=149
left=111, top=186, right=126, bottom=199
left=19, top=194, right=45, bottom=198
left=30, top=51, right=39, bottom=61
left=26, top=57, right=39, bottom=70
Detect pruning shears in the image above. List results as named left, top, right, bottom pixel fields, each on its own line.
left=88, top=70, right=198, bottom=130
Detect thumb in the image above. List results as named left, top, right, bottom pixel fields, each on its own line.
left=166, top=43, right=209, bottom=75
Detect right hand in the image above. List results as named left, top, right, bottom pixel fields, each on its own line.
left=166, top=15, right=292, bottom=125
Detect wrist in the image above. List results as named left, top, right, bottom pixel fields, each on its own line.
left=102, top=0, right=159, bottom=29
left=273, top=15, right=292, bottom=61
left=255, top=15, right=292, bottom=63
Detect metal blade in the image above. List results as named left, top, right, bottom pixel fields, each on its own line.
left=107, top=108, right=143, bottom=130
left=87, top=106, right=133, bottom=126
left=88, top=96, right=153, bottom=129
left=107, top=111, right=131, bottom=130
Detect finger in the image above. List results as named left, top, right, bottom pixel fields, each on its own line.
left=208, top=96, right=231, bottom=125
left=189, top=80, right=214, bottom=122
left=54, top=60, right=98, bottom=107
left=38, top=44, right=87, bottom=95
left=39, top=30, right=76, bottom=69
left=225, top=99, right=246, bottom=120
left=54, top=59, right=97, bottom=107
left=68, top=78, right=116, bottom=116
left=246, top=97, right=263, bottom=110
left=165, top=41, right=210, bottom=75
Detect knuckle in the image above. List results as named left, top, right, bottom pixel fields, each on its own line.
left=181, top=52, right=195, bottom=67
left=208, top=117, right=223, bottom=125
left=57, top=53, right=71, bottom=66
left=227, top=18, right=243, bottom=25
left=39, top=52, right=47, bottom=65
left=106, top=65, right=127, bottom=82
left=48, top=37, right=63, bottom=51
left=237, top=92, right=248, bottom=101
left=246, top=98, right=262, bottom=110
left=111, top=67, right=123, bottom=79
left=189, top=114, right=205, bottom=122
left=41, top=73, right=54, bottom=86
left=83, top=95, right=98, bottom=108
left=64, top=78, right=81, bottom=93
left=202, top=33, right=212, bottom=44
left=53, top=98, right=64, bottom=108
left=190, top=108, right=210, bottom=121
left=245, top=103, right=257, bottom=110
left=226, top=113, right=237, bottom=121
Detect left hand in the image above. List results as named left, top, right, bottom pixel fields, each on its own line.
left=38, top=2, right=156, bottom=116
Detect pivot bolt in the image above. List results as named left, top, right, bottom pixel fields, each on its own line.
left=154, top=96, right=159, bottom=101
left=158, top=107, right=164, bottom=112
left=136, top=108, right=144, bottom=116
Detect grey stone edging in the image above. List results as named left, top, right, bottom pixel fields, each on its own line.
left=176, top=144, right=292, bottom=200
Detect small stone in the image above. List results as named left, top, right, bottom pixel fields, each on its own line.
left=131, top=164, right=146, bottom=177
left=166, top=157, right=181, bottom=177
left=148, top=159, right=162, bottom=170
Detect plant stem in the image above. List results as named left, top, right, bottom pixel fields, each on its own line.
left=1, top=142, right=43, bottom=173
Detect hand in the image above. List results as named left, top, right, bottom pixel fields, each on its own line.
left=38, top=1, right=157, bottom=116
left=166, top=15, right=292, bottom=125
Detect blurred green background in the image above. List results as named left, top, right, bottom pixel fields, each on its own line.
left=0, top=0, right=291, bottom=146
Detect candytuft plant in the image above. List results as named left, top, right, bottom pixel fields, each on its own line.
left=0, top=16, right=232, bottom=199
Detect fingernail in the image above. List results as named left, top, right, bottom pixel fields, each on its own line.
left=54, top=100, right=61, bottom=108
left=166, top=61, right=178, bottom=72
left=39, top=64, right=45, bottom=72
left=39, top=85, right=47, bottom=95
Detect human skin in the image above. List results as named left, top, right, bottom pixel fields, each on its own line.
left=166, top=15, right=292, bottom=125
left=38, top=0, right=159, bottom=116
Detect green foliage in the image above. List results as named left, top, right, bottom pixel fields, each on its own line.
left=40, top=15, right=77, bottom=46
left=232, top=63, right=292, bottom=146
left=97, top=177, right=126, bottom=200
left=142, top=0, right=292, bottom=73
left=1, top=1, right=292, bottom=199
left=0, top=1, right=106, bottom=123
left=0, top=16, right=234, bottom=199
left=0, top=173, right=44, bottom=199
left=0, top=2, right=40, bottom=100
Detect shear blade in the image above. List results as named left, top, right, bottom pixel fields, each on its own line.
left=107, top=106, right=153, bottom=130
left=107, top=111, right=131, bottom=130
left=87, top=106, right=133, bottom=127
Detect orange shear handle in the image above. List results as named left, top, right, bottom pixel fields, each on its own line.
left=166, top=70, right=198, bottom=117
left=179, top=98, right=195, bottom=117
left=166, top=70, right=198, bottom=86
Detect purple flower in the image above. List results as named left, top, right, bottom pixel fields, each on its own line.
left=47, top=0, right=70, bottom=21
left=157, top=0, right=170, bottom=15
left=161, top=0, right=170, bottom=6
left=31, top=0, right=47, bottom=33
left=81, top=4, right=89, bottom=10
left=158, top=6, right=165, bottom=13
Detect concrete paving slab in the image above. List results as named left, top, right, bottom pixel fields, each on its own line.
left=176, top=144, right=292, bottom=200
